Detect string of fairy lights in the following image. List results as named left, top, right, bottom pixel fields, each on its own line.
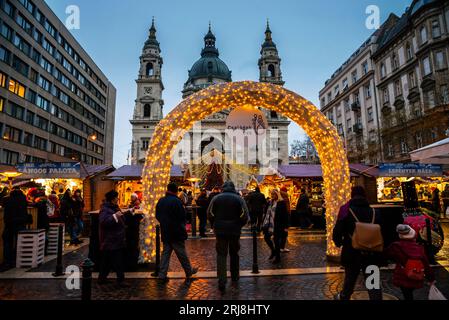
left=139, top=81, right=351, bottom=263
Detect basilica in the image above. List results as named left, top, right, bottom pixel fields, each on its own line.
left=130, top=19, right=290, bottom=188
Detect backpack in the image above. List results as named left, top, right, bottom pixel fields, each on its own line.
left=349, top=208, right=384, bottom=252
left=404, top=258, right=425, bottom=281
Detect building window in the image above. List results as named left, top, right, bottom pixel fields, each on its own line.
left=141, top=140, right=149, bottom=151
left=4, top=101, right=24, bottom=120
left=395, top=80, right=402, bottom=96
left=362, top=61, right=368, bottom=75
left=38, top=75, right=51, bottom=91
left=420, top=25, right=428, bottom=44
left=441, top=85, right=449, bottom=104
left=354, top=92, right=360, bottom=104
left=383, top=88, right=389, bottom=103
left=143, top=104, right=151, bottom=117
left=432, top=20, right=441, bottom=38
left=33, top=136, right=47, bottom=151
left=400, top=138, right=408, bottom=154
left=12, top=55, right=29, bottom=77
left=392, top=53, right=399, bottom=70
left=36, top=95, right=50, bottom=111
left=406, top=43, right=413, bottom=60
left=146, top=63, right=154, bottom=76
left=0, top=46, right=11, bottom=64
left=367, top=107, right=373, bottom=122
left=364, top=85, right=371, bottom=98
left=327, top=92, right=332, bottom=102
left=387, top=143, right=394, bottom=157
left=268, top=64, right=276, bottom=77
left=352, top=70, right=358, bottom=83
left=415, top=132, right=423, bottom=149
left=3, top=125, right=22, bottom=143
left=435, top=51, right=446, bottom=70
left=23, top=132, right=33, bottom=147
left=0, top=149, right=19, bottom=165
left=8, top=79, right=26, bottom=98
left=409, top=71, right=417, bottom=89
left=270, top=111, right=278, bottom=119
left=380, top=63, right=386, bottom=78
left=342, top=78, right=348, bottom=90
left=0, top=71, right=6, bottom=87
left=334, top=85, right=340, bottom=96
left=0, top=97, right=3, bottom=112
left=423, top=56, right=432, bottom=76
left=425, top=90, right=435, bottom=108
left=344, top=100, right=350, bottom=112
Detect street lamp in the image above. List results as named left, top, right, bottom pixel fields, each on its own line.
left=0, top=171, right=23, bottom=190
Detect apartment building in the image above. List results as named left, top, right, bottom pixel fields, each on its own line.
left=0, top=0, right=116, bottom=167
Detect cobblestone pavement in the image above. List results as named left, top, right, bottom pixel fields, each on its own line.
left=0, top=224, right=447, bottom=300
left=1, top=267, right=448, bottom=300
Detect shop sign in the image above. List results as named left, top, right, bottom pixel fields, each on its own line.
left=16, top=162, right=81, bottom=179
left=378, top=163, right=443, bottom=177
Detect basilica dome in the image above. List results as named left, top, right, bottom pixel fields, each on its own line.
left=185, top=25, right=232, bottom=85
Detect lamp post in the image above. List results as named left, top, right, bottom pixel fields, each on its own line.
left=0, top=171, right=23, bottom=190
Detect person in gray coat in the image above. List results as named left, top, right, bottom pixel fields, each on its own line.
left=207, top=181, right=249, bottom=292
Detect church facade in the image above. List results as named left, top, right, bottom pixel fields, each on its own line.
left=130, top=20, right=290, bottom=188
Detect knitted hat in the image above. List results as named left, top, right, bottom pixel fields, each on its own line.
left=396, top=224, right=416, bottom=240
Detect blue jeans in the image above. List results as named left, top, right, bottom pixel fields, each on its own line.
left=68, top=217, right=84, bottom=241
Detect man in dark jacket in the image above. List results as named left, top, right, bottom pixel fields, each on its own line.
left=98, top=190, right=127, bottom=285
left=1, top=188, right=28, bottom=269
left=332, top=186, right=383, bottom=300
left=207, top=181, right=249, bottom=292
left=296, top=189, right=313, bottom=229
left=245, top=187, right=267, bottom=231
left=207, top=187, right=221, bottom=229
left=156, top=183, right=197, bottom=282
left=195, top=189, right=209, bottom=237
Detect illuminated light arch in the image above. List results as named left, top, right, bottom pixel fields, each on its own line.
left=139, top=81, right=351, bottom=263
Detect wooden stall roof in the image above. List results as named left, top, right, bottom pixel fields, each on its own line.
left=106, top=165, right=184, bottom=180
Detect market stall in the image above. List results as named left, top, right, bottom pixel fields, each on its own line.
left=105, top=164, right=185, bottom=207
left=376, top=163, right=448, bottom=209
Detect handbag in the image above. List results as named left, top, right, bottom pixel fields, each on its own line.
left=429, top=283, right=447, bottom=300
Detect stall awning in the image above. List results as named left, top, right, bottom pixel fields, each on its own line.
left=410, top=138, right=449, bottom=165
left=278, top=164, right=363, bottom=178
left=106, top=165, right=184, bottom=180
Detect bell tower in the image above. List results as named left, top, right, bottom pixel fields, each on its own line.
left=258, top=20, right=284, bottom=86
left=130, top=18, right=164, bottom=164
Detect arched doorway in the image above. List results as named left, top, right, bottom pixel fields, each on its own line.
left=139, top=81, right=351, bottom=263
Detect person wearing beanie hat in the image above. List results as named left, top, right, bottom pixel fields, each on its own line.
left=385, top=224, right=435, bottom=300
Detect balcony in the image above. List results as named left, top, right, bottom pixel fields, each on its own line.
left=393, top=96, right=405, bottom=110
left=353, top=123, right=363, bottom=134
left=351, top=101, right=361, bottom=112
left=381, top=103, right=392, bottom=115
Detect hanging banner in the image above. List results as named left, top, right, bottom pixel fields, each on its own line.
left=378, top=163, right=443, bottom=177
left=16, top=162, right=81, bottom=179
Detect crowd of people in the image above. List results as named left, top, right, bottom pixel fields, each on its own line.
left=2, top=179, right=442, bottom=299
left=0, top=186, right=85, bottom=270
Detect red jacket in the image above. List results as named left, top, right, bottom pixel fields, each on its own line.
left=385, top=240, right=434, bottom=289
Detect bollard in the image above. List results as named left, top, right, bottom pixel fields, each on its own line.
left=425, top=218, right=436, bottom=264
left=81, top=258, right=94, bottom=301
left=52, top=224, right=65, bottom=277
left=251, top=225, right=259, bottom=274
left=192, top=207, right=197, bottom=237
left=151, top=225, right=161, bottom=277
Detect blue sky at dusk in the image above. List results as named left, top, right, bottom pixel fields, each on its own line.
left=46, top=0, right=412, bottom=167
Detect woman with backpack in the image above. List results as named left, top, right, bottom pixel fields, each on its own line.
left=385, top=224, right=435, bottom=300
left=332, top=186, right=384, bottom=300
